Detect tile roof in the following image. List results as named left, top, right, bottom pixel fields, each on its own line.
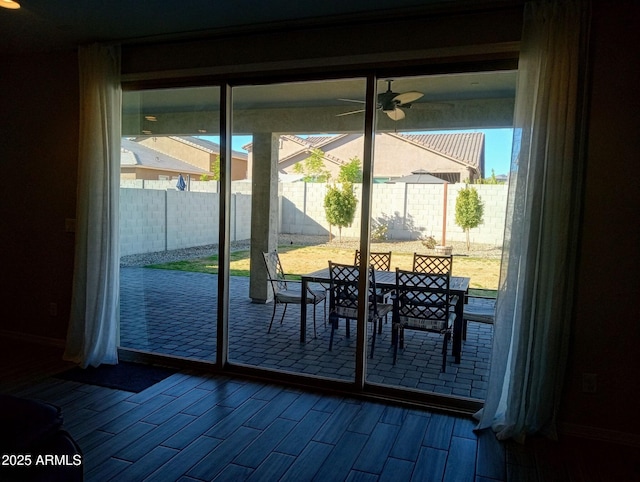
left=171, top=136, right=248, bottom=160
left=286, top=132, right=484, bottom=169
left=121, top=138, right=210, bottom=174
left=395, top=132, right=485, bottom=169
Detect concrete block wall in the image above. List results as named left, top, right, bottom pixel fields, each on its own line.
left=119, top=181, right=507, bottom=256
left=166, top=190, right=219, bottom=250
left=120, top=186, right=253, bottom=255
left=120, top=188, right=167, bottom=256
left=231, top=193, right=252, bottom=241
left=280, top=182, right=508, bottom=246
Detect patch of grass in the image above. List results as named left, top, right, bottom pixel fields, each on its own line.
left=146, top=250, right=251, bottom=277
left=147, top=244, right=501, bottom=290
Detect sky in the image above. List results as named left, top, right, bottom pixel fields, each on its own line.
left=425, top=128, right=514, bottom=176
left=203, top=127, right=514, bottom=177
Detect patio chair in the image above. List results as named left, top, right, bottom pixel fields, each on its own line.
left=412, top=253, right=453, bottom=275
left=355, top=250, right=393, bottom=333
left=262, top=251, right=326, bottom=338
left=392, top=269, right=456, bottom=372
left=462, top=295, right=496, bottom=340
left=327, top=262, right=393, bottom=358
left=354, top=250, right=392, bottom=271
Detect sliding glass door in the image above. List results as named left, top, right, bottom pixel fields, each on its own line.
left=118, top=69, right=513, bottom=405
left=228, top=78, right=367, bottom=383
left=119, top=86, right=221, bottom=362
left=365, top=73, right=512, bottom=400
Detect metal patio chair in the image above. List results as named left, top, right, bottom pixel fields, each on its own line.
left=392, top=269, right=456, bottom=372
left=462, top=295, right=496, bottom=340
left=327, top=262, right=392, bottom=358
left=412, top=253, right=453, bottom=275
left=354, top=250, right=392, bottom=271
left=262, top=251, right=326, bottom=338
left=355, top=250, right=393, bottom=333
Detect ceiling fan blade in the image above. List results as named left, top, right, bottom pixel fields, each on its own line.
left=337, top=98, right=365, bottom=104
left=393, top=91, right=424, bottom=105
left=336, top=109, right=366, bottom=117
left=386, top=108, right=405, bottom=121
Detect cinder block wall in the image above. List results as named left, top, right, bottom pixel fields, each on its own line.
left=120, top=188, right=166, bottom=255
left=120, top=182, right=508, bottom=255
left=280, top=183, right=508, bottom=245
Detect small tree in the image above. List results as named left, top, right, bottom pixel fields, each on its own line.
left=455, top=185, right=484, bottom=250
left=324, top=182, right=357, bottom=242
left=338, top=157, right=363, bottom=183
left=477, top=168, right=501, bottom=185
left=293, top=148, right=330, bottom=182
left=209, top=154, right=220, bottom=181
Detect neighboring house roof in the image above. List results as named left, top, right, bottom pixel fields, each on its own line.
left=278, top=134, right=352, bottom=167
left=392, top=132, right=485, bottom=171
left=251, top=132, right=484, bottom=174
left=121, top=138, right=210, bottom=175
left=171, top=136, right=248, bottom=160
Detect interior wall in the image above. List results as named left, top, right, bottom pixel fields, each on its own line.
left=121, top=6, right=523, bottom=78
left=0, top=50, right=79, bottom=341
left=560, top=0, right=640, bottom=441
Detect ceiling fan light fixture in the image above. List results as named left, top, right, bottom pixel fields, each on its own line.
left=0, top=0, right=20, bottom=9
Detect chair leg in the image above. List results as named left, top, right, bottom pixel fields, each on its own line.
left=312, top=303, right=317, bottom=339
left=329, top=314, right=338, bottom=351
left=442, top=331, right=451, bottom=372
left=268, top=302, right=278, bottom=333
left=370, top=319, right=376, bottom=359
left=392, top=324, right=398, bottom=364
left=279, top=304, right=288, bottom=325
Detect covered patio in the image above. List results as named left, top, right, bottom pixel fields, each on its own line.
left=120, top=266, right=492, bottom=400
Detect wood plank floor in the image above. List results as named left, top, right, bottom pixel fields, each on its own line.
left=1, top=338, right=637, bottom=481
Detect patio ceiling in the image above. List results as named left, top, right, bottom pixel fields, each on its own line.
left=122, top=71, right=517, bottom=136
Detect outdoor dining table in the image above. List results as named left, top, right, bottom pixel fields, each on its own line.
left=300, top=267, right=470, bottom=364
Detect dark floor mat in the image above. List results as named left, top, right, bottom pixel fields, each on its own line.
left=55, top=361, right=178, bottom=393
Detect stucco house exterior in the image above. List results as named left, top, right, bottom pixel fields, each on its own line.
left=245, top=131, right=485, bottom=183
left=121, top=136, right=248, bottom=181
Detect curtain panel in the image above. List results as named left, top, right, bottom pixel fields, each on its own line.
left=475, top=0, right=589, bottom=442
left=64, top=44, right=121, bottom=368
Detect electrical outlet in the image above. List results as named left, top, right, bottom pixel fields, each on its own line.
left=582, top=373, right=597, bottom=393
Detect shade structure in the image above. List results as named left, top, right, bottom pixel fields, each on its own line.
left=390, top=169, right=447, bottom=184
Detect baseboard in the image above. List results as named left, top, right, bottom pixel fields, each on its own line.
left=0, top=330, right=66, bottom=349
left=560, top=422, right=640, bottom=448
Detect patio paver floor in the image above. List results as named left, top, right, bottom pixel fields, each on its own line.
left=120, top=267, right=492, bottom=400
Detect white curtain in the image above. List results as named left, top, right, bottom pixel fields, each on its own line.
left=475, top=1, right=588, bottom=442
left=64, top=44, right=121, bottom=368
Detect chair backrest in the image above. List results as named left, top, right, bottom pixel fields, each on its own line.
left=354, top=250, right=392, bottom=271
left=395, top=269, right=451, bottom=332
left=412, top=253, right=452, bottom=275
left=329, top=262, right=379, bottom=320
left=262, top=251, right=287, bottom=294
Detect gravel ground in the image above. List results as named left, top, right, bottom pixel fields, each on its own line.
left=120, top=234, right=502, bottom=267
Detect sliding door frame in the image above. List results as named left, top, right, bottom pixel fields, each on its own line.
left=120, top=58, right=517, bottom=414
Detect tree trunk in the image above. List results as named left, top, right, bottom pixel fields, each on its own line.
left=465, top=228, right=470, bottom=250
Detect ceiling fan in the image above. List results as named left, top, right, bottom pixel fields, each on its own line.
left=337, top=79, right=424, bottom=121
